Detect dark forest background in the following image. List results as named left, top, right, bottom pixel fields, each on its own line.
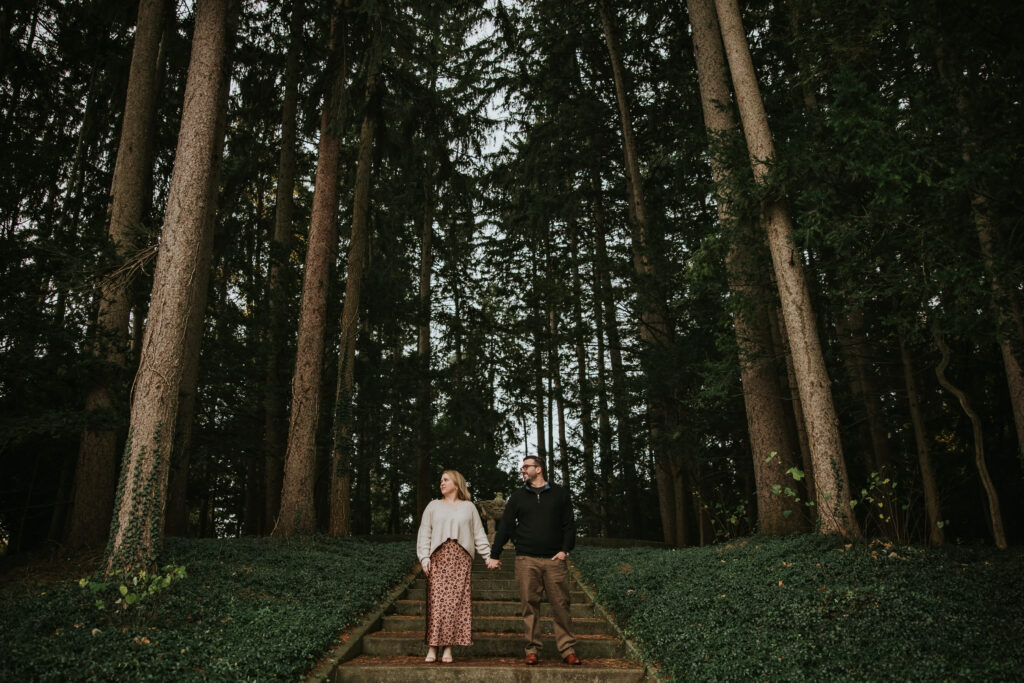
left=1, top=0, right=1022, bottom=565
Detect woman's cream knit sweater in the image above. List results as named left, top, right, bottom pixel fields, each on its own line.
left=416, top=499, right=491, bottom=564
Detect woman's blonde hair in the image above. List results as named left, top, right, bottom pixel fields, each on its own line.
left=443, top=470, right=472, bottom=501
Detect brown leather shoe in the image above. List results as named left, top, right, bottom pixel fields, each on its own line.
left=563, top=652, right=582, bottom=665
left=525, top=652, right=539, bottom=665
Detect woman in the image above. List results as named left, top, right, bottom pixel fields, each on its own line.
left=415, top=470, right=493, bottom=663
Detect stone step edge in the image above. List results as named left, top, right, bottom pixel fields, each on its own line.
left=384, top=614, right=608, bottom=624
left=568, top=562, right=663, bottom=682
left=335, top=656, right=647, bottom=681
left=365, top=630, right=622, bottom=641
left=341, top=655, right=644, bottom=667
left=338, top=654, right=646, bottom=673
left=307, top=565, right=421, bottom=681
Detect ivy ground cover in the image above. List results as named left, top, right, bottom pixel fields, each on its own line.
left=572, top=534, right=1024, bottom=681
left=0, top=536, right=414, bottom=681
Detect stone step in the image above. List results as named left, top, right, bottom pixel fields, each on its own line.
left=391, top=599, right=598, bottom=618
left=471, top=571, right=515, bottom=581
left=361, top=631, right=627, bottom=659
left=381, top=614, right=613, bottom=635
left=331, top=655, right=645, bottom=682
left=416, top=578, right=581, bottom=592
left=405, top=587, right=588, bottom=602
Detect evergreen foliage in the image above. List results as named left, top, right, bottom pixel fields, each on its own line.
left=0, top=536, right=414, bottom=681
left=573, top=536, right=1024, bottom=680
left=1, top=0, right=1022, bottom=552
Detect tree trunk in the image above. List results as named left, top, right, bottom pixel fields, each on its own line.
left=599, top=0, right=684, bottom=545
left=67, top=0, right=167, bottom=551
left=688, top=0, right=805, bottom=535
left=388, top=337, right=404, bottom=534
left=534, top=343, right=546, bottom=460
left=275, top=9, right=347, bottom=536
left=715, top=0, right=859, bottom=537
left=591, top=175, right=639, bottom=534
left=328, top=62, right=379, bottom=538
left=415, top=175, right=435, bottom=522
left=550, top=310, right=571, bottom=488
left=351, top=329, right=376, bottom=535
left=899, top=335, right=943, bottom=545
left=835, top=308, right=899, bottom=538
left=936, top=42, right=1024, bottom=469
left=547, top=379, right=555, bottom=471
left=590, top=251, right=613, bottom=534
left=47, top=455, right=76, bottom=543
left=934, top=335, right=1006, bottom=549
left=591, top=308, right=611, bottom=524
left=532, top=279, right=547, bottom=462
left=568, top=216, right=597, bottom=530
left=263, top=0, right=302, bottom=533
left=769, top=303, right=815, bottom=509
left=165, top=40, right=231, bottom=538
left=104, top=0, right=230, bottom=573
left=835, top=310, right=893, bottom=475
left=973, top=206, right=1024, bottom=467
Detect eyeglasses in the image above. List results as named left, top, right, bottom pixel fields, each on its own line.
left=520, top=465, right=537, bottom=472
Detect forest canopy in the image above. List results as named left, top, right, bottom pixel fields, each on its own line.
left=1, top=0, right=1022, bottom=567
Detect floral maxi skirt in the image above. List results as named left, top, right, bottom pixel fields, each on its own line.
left=424, top=539, right=473, bottom=647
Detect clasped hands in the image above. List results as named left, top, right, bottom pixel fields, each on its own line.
left=485, top=551, right=565, bottom=569
left=424, top=553, right=565, bottom=574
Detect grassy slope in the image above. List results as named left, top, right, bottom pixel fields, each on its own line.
left=0, top=536, right=415, bottom=682
left=3, top=534, right=1020, bottom=681
left=572, top=535, right=1024, bottom=681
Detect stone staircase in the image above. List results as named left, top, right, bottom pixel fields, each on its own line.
left=328, top=552, right=647, bottom=681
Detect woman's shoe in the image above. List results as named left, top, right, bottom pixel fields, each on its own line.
left=425, top=647, right=437, bottom=663
left=441, top=647, right=454, bottom=663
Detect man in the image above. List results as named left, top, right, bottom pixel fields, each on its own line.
left=489, top=455, right=580, bottom=666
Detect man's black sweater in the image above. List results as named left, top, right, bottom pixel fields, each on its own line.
left=491, top=482, right=575, bottom=559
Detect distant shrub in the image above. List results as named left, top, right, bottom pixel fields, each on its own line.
left=0, top=536, right=414, bottom=681
left=573, top=535, right=1024, bottom=681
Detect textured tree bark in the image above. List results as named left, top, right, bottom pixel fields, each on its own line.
left=328, top=63, right=379, bottom=537
left=688, top=0, right=805, bottom=535
left=275, top=10, right=347, bottom=536
left=934, top=335, right=1006, bottom=549
left=715, top=0, right=859, bottom=537
left=899, top=336, right=944, bottom=545
left=104, top=0, right=230, bottom=573
left=165, top=36, right=232, bottom=537
left=68, top=0, right=167, bottom=551
left=263, top=0, right=302, bottom=534
left=599, top=0, right=683, bottom=544
left=768, top=304, right=815, bottom=510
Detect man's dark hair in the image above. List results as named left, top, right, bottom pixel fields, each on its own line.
left=523, top=455, right=544, bottom=472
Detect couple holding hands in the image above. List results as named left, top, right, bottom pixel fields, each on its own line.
left=415, top=456, right=581, bottom=666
